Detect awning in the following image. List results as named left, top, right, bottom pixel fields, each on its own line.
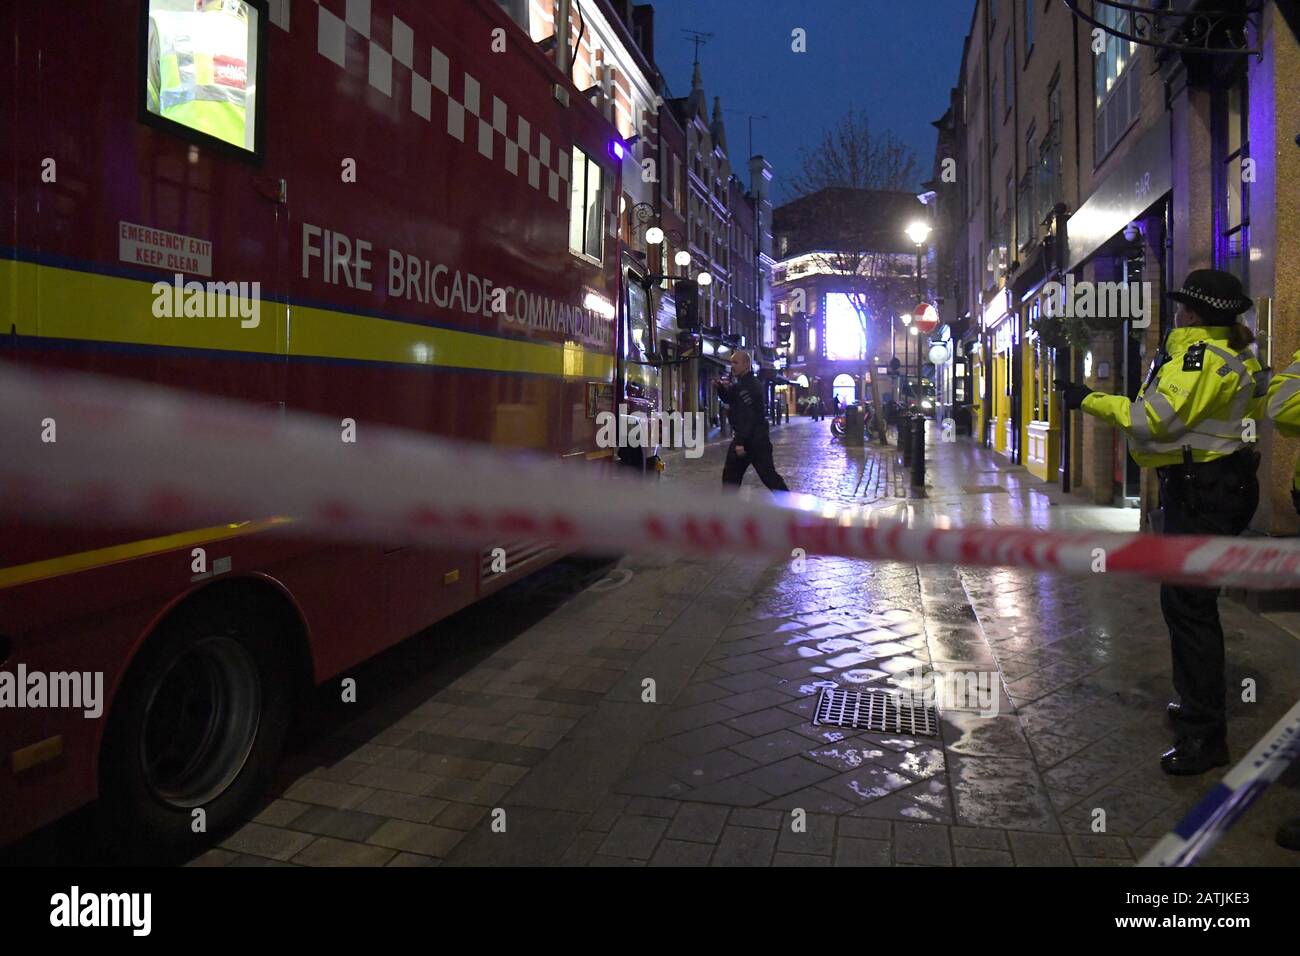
left=1066, top=112, right=1171, bottom=270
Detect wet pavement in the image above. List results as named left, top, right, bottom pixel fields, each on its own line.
left=189, top=417, right=1300, bottom=866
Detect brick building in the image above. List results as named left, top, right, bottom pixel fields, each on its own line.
left=937, top=0, right=1300, bottom=552
left=772, top=188, right=929, bottom=416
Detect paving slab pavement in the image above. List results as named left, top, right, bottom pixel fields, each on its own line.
left=187, top=416, right=1300, bottom=867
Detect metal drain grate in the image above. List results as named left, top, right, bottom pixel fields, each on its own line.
left=813, top=688, right=939, bottom=737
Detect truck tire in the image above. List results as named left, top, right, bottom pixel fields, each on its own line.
left=97, top=590, right=295, bottom=863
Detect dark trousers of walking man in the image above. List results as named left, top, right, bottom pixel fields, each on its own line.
left=1159, top=453, right=1259, bottom=745
left=722, top=439, right=789, bottom=491
left=717, top=350, right=790, bottom=493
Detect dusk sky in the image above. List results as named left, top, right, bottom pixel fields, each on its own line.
left=649, top=0, right=975, bottom=201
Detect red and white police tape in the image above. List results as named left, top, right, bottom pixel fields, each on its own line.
left=5, top=362, right=1300, bottom=588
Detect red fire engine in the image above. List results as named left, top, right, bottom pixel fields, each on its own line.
left=0, top=0, right=644, bottom=854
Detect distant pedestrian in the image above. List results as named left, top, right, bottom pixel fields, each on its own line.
left=716, top=350, right=789, bottom=492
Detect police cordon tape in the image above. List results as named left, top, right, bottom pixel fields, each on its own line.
left=1139, top=698, right=1300, bottom=866
left=6, top=362, right=1300, bottom=588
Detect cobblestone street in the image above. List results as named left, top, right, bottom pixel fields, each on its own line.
left=190, top=418, right=1300, bottom=867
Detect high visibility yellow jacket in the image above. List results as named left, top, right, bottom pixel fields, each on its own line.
left=1266, top=347, right=1300, bottom=489
left=147, top=9, right=250, bottom=149
left=1081, top=326, right=1266, bottom=468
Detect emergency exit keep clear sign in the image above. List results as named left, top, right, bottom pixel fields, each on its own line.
left=118, top=221, right=213, bottom=277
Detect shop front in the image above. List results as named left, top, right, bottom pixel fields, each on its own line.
left=1064, top=112, right=1172, bottom=508
left=1021, top=293, right=1061, bottom=482
left=979, top=290, right=1016, bottom=460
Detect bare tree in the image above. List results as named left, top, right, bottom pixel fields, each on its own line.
left=786, top=109, right=919, bottom=198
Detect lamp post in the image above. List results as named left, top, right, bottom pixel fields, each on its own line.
left=642, top=225, right=713, bottom=424
left=900, top=310, right=912, bottom=402
left=905, top=221, right=931, bottom=300
left=903, top=220, right=933, bottom=410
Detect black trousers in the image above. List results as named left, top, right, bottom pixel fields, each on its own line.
left=1159, top=452, right=1259, bottom=742
left=722, top=440, right=788, bottom=491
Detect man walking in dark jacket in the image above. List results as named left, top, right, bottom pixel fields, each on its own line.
left=716, top=350, right=790, bottom=492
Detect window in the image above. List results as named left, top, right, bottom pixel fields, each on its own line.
left=1029, top=300, right=1043, bottom=421
left=493, top=0, right=528, bottom=31
left=1025, top=0, right=1034, bottom=56
left=1093, top=2, right=1140, bottom=162
left=626, top=277, right=652, bottom=361
left=569, top=147, right=604, bottom=261
left=825, top=294, right=866, bottom=360
left=143, top=0, right=265, bottom=156
left=1215, top=79, right=1250, bottom=286
left=1003, top=38, right=1013, bottom=117
left=1020, top=122, right=1037, bottom=248
left=1003, top=171, right=1013, bottom=252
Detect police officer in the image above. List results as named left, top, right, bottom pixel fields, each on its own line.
left=148, top=1, right=252, bottom=150
left=1265, top=340, right=1300, bottom=850
left=1056, top=269, right=1264, bottom=775
left=717, top=350, right=789, bottom=492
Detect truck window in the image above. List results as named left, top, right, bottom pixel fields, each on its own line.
left=626, top=277, right=652, bottom=361
left=144, top=0, right=262, bottom=154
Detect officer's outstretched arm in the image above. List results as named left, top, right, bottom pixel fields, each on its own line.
left=1267, top=347, right=1300, bottom=437
left=1080, top=357, right=1238, bottom=443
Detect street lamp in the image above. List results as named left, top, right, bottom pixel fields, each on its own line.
left=906, top=221, right=931, bottom=302
left=903, top=221, right=933, bottom=406
left=645, top=226, right=665, bottom=246
left=905, top=221, right=932, bottom=246
left=675, top=250, right=692, bottom=268
left=697, top=271, right=713, bottom=287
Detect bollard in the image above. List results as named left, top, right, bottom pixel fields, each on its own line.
left=843, top=404, right=864, bottom=446
left=911, top=415, right=926, bottom=488
left=899, top=415, right=912, bottom=467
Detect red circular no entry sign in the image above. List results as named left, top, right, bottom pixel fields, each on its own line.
left=912, top=302, right=939, bottom=335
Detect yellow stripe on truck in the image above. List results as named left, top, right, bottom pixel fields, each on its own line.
left=0, top=518, right=287, bottom=589
left=10, top=261, right=613, bottom=379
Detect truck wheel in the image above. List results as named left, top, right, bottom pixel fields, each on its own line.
left=98, top=591, right=294, bottom=863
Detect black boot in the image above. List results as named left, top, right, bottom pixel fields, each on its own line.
left=1277, top=817, right=1300, bottom=851
left=1160, top=736, right=1229, bottom=776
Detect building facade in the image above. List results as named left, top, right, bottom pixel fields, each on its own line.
left=938, top=0, right=1300, bottom=548
left=509, top=2, right=778, bottom=436
left=772, top=188, right=930, bottom=417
